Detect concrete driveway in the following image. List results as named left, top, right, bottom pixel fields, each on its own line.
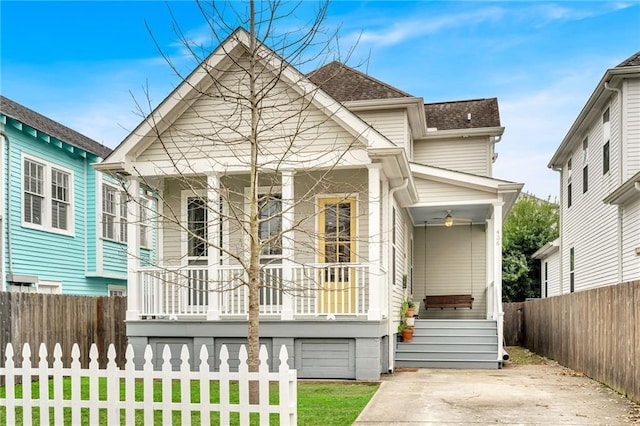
left=353, top=362, right=639, bottom=425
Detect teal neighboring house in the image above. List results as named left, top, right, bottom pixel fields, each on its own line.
left=0, top=96, right=154, bottom=295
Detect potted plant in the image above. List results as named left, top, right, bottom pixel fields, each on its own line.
left=402, top=296, right=417, bottom=318
left=398, top=323, right=414, bottom=343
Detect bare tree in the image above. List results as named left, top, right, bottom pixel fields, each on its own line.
left=107, top=0, right=374, bottom=400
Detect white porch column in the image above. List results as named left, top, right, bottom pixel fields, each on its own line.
left=126, top=177, right=141, bottom=321
left=367, top=164, right=382, bottom=320
left=493, top=201, right=504, bottom=310
left=493, top=200, right=504, bottom=361
left=485, top=217, right=495, bottom=319
left=207, top=173, right=220, bottom=320
left=280, top=170, right=295, bottom=320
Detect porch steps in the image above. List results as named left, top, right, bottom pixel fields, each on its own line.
left=395, top=319, right=500, bottom=369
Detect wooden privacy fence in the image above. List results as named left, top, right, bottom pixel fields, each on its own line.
left=504, top=280, right=639, bottom=404
left=0, top=292, right=127, bottom=369
left=0, top=342, right=297, bottom=425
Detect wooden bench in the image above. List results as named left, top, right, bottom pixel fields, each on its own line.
left=424, top=294, right=474, bottom=310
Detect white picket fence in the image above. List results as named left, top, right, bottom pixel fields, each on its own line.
left=0, top=342, right=297, bottom=425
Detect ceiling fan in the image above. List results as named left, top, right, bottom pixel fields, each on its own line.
left=431, top=210, right=472, bottom=227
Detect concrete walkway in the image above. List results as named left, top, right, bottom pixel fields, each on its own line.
left=353, top=363, right=639, bottom=425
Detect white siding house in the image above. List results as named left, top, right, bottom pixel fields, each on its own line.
left=538, top=52, right=640, bottom=296
left=96, top=29, right=522, bottom=378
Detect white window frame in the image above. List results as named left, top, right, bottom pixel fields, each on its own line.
left=101, top=182, right=128, bottom=243
left=21, top=153, right=74, bottom=236
left=244, top=186, right=283, bottom=261
left=139, top=197, right=152, bottom=249
left=37, top=280, right=62, bottom=294
left=181, top=189, right=208, bottom=264
left=108, top=284, right=127, bottom=297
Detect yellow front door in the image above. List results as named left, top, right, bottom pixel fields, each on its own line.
left=318, top=198, right=356, bottom=314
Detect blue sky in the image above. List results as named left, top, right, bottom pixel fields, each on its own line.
left=1, top=1, right=639, bottom=199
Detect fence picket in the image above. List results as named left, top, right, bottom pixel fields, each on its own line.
left=179, top=345, right=190, bottom=424
left=70, top=344, right=81, bottom=425
left=52, top=343, right=63, bottom=423
left=198, top=345, right=211, bottom=426
left=259, top=345, right=270, bottom=426
left=5, top=343, right=15, bottom=426
left=143, top=345, right=154, bottom=425
left=124, top=345, right=136, bottom=425
left=38, top=343, right=49, bottom=426
left=0, top=342, right=297, bottom=424
left=106, top=345, right=119, bottom=425
left=88, top=344, right=99, bottom=426
left=161, top=345, right=173, bottom=426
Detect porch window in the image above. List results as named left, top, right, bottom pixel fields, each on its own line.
left=187, top=197, right=208, bottom=258
left=139, top=198, right=150, bottom=248
left=186, top=196, right=208, bottom=307
left=259, top=194, right=282, bottom=257
left=23, top=155, right=73, bottom=235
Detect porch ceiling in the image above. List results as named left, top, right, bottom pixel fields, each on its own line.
left=409, top=204, right=491, bottom=226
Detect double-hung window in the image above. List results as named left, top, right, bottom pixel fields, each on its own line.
left=259, top=194, right=282, bottom=258
left=603, top=108, right=611, bottom=175
left=582, top=138, right=588, bottom=194
left=567, top=158, right=573, bottom=208
left=102, top=183, right=128, bottom=242
left=22, top=154, right=73, bottom=235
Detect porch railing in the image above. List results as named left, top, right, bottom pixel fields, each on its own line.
left=135, top=263, right=369, bottom=319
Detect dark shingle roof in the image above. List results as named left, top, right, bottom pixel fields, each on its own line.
left=0, top=95, right=112, bottom=158
left=424, top=98, right=501, bottom=130
left=307, top=61, right=413, bottom=102
left=617, top=51, right=640, bottom=67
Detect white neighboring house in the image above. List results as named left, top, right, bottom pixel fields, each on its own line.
left=536, top=52, right=640, bottom=297
left=96, top=28, right=523, bottom=379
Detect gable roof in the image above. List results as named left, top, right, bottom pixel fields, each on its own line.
left=549, top=51, right=640, bottom=168
left=617, top=51, right=640, bottom=67
left=307, top=61, right=413, bottom=102
left=98, top=28, right=396, bottom=172
left=424, top=98, right=501, bottom=130
left=0, top=95, right=112, bottom=159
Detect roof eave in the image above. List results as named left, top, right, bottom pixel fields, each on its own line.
left=421, top=126, right=504, bottom=140
left=532, top=238, right=560, bottom=259
left=369, top=146, right=419, bottom=205
left=549, top=65, right=640, bottom=169
left=603, top=171, right=640, bottom=205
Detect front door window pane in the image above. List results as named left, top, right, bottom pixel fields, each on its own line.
left=187, top=197, right=207, bottom=258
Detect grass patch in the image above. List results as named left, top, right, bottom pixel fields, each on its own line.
left=505, top=346, right=553, bottom=365
left=0, top=378, right=378, bottom=425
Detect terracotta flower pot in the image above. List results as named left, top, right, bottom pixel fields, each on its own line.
left=405, top=307, right=415, bottom=318
left=401, top=328, right=414, bottom=343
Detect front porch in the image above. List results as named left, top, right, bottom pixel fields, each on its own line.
left=133, top=263, right=371, bottom=319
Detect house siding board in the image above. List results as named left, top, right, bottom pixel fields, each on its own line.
left=560, top=97, right=621, bottom=293
left=626, top=78, right=640, bottom=177
left=414, top=224, right=486, bottom=319
left=414, top=177, right=494, bottom=203
left=539, top=250, right=561, bottom=297
left=622, top=199, right=640, bottom=282
left=355, top=109, right=408, bottom=148
left=138, top=57, right=359, bottom=165
left=413, top=137, right=491, bottom=176
left=102, top=240, right=127, bottom=274
left=86, top=166, right=97, bottom=272
left=4, top=125, right=101, bottom=294
left=295, top=338, right=356, bottom=379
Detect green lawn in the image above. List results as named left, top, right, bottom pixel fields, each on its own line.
left=0, top=378, right=378, bottom=425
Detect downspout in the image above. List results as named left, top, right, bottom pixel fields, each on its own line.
left=0, top=130, right=13, bottom=284
left=604, top=81, right=624, bottom=283
left=387, top=177, right=409, bottom=372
